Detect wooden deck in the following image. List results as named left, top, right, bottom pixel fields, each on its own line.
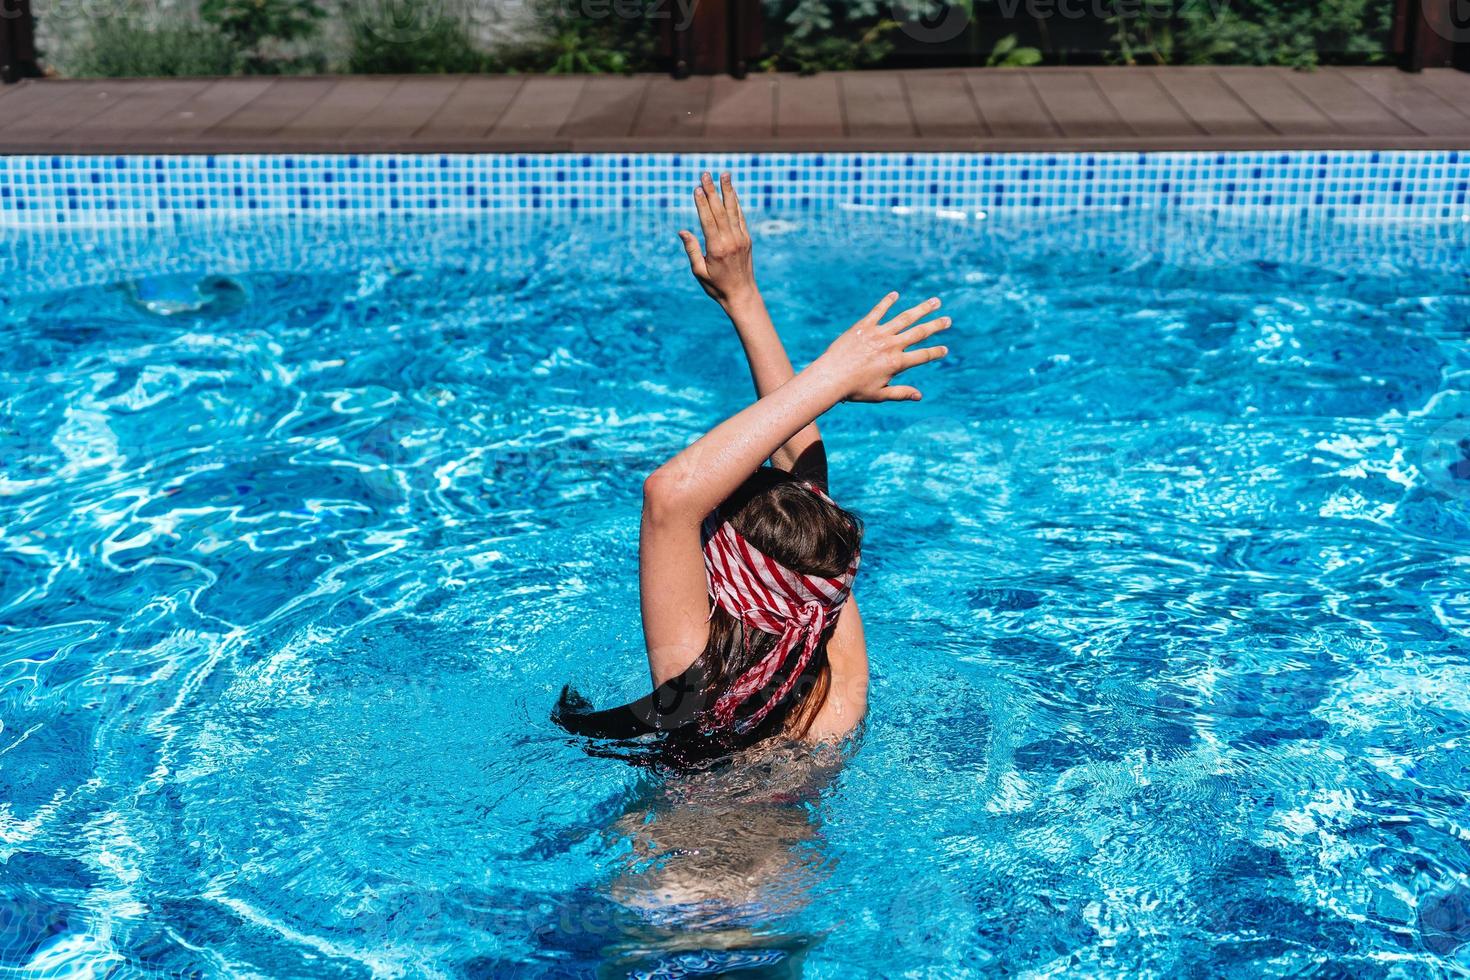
left=2, top=67, right=1469, bottom=154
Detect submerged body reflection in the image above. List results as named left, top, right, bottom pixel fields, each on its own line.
left=598, top=740, right=852, bottom=978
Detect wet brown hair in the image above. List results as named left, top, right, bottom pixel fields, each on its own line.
left=695, top=467, right=863, bottom=741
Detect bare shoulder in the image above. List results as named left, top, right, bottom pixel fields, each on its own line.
left=804, top=597, right=869, bottom=743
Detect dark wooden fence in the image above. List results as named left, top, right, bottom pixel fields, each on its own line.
left=1, top=0, right=41, bottom=83
left=1393, top=0, right=1466, bottom=68
left=662, top=0, right=762, bottom=77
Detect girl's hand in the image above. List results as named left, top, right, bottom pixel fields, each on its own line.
left=679, top=172, right=757, bottom=307
left=815, top=293, right=952, bottom=403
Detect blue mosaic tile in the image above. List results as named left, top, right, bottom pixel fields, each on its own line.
left=0, top=152, right=1467, bottom=226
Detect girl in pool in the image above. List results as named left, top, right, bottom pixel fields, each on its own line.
left=555, top=173, right=951, bottom=764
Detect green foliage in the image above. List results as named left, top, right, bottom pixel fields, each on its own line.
left=485, top=0, right=657, bottom=73
left=517, top=28, right=640, bottom=73
left=986, top=33, right=1041, bottom=67
left=762, top=0, right=1391, bottom=71
left=760, top=19, right=899, bottom=73
left=200, top=0, right=325, bottom=72
left=68, top=0, right=1397, bottom=80
left=201, top=0, right=323, bottom=44
left=1109, top=0, right=1392, bottom=67
left=71, top=23, right=239, bottom=77
left=345, top=14, right=487, bottom=73
left=760, top=0, right=944, bottom=71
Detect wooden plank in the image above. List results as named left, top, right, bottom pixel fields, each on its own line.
left=343, top=77, right=460, bottom=140
left=0, top=80, right=96, bottom=132
left=1283, top=67, right=1418, bottom=136
left=632, top=75, right=710, bottom=139
left=0, top=80, right=130, bottom=137
left=966, top=71, right=1058, bottom=138
left=1089, top=68, right=1201, bottom=137
left=488, top=76, right=585, bottom=142
left=150, top=78, right=275, bottom=138
left=841, top=71, right=915, bottom=138
left=559, top=75, right=649, bottom=139
left=79, top=80, right=214, bottom=136
left=416, top=77, right=522, bottom=140
left=275, top=78, right=399, bottom=138
left=2, top=70, right=1468, bottom=153
left=705, top=75, right=775, bottom=141
left=902, top=70, right=985, bottom=138
left=1215, top=67, right=1336, bottom=135
left=1027, top=70, right=1127, bottom=138
left=1414, top=68, right=1470, bottom=118
left=775, top=74, right=842, bottom=138
left=1154, top=68, right=1273, bottom=137
left=204, top=79, right=337, bottom=140
left=1341, top=68, right=1470, bottom=137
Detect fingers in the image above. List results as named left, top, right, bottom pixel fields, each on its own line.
left=678, top=230, right=708, bottom=278
left=699, top=172, right=727, bottom=232
left=900, top=345, right=949, bottom=369
left=883, top=297, right=941, bottom=333
left=879, top=385, right=923, bottom=402
left=692, top=184, right=718, bottom=239
left=863, top=291, right=901, bottom=325
left=719, top=173, right=745, bottom=232
left=896, top=315, right=951, bottom=347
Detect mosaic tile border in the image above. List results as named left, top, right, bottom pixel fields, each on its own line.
left=0, top=152, right=1467, bottom=226
left=6, top=206, right=1467, bottom=302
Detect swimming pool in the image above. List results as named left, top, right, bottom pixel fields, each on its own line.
left=3, top=152, right=1470, bottom=977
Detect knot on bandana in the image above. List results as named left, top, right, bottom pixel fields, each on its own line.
left=700, top=481, right=860, bottom=733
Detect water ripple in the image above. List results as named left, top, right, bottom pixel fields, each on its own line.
left=1, top=209, right=1468, bottom=977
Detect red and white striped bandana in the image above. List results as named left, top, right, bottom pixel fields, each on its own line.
left=700, top=481, right=861, bottom=733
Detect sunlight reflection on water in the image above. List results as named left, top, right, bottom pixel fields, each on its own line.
left=1, top=207, right=1469, bottom=977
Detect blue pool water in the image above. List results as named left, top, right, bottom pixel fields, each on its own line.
left=3, top=199, right=1470, bottom=977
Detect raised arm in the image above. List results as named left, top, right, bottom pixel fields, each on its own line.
left=678, top=173, right=825, bottom=484
left=639, top=291, right=951, bottom=684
